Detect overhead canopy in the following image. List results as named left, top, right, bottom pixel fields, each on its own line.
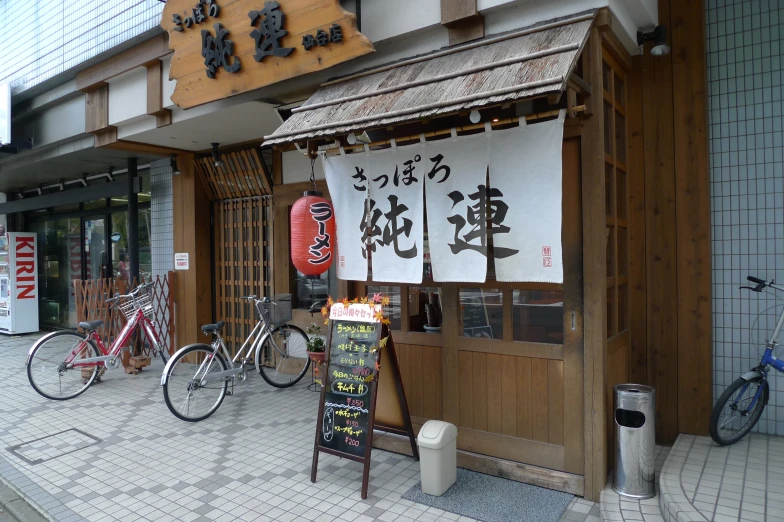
left=264, top=11, right=596, bottom=146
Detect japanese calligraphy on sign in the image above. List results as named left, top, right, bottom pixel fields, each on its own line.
left=162, top=0, right=374, bottom=109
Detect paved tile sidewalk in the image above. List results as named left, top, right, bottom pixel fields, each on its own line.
left=659, top=434, right=784, bottom=522
left=0, top=333, right=597, bottom=522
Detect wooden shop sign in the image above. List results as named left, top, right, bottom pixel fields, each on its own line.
left=161, top=0, right=375, bottom=109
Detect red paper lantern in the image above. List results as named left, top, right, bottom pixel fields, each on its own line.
left=291, top=191, right=336, bottom=276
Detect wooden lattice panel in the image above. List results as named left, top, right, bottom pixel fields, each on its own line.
left=194, top=148, right=272, bottom=200
left=213, top=197, right=273, bottom=355
left=74, top=273, right=176, bottom=356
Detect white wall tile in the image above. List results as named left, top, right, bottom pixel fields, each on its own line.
left=707, top=0, right=784, bottom=436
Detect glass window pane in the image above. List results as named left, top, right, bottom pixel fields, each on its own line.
left=606, top=225, right=615, bottom=278
left=513, top=290, right=564, bottom=344
left=615, top=111, right=626, bottom=163
left=34, top=218, right=82, bottom=329
left=460, top=288, right=504, bottom=340
left=618, top=284, right=628, bottom=333
left=84, top=217, right=107, bottom=280
left=617, top=227, right=628, bottom=277
left=616, top=169, right=627, bottom=220
left=409, top=286, right=442, bottom=333
left=83, top=198, right=107, bottom=210
left=294, top=271, right=331, bottom=311
left=614, top=75, right=625, bottom=107
left=602, top=61, right=611, bottom=93
left=604, top=101, right=613, bottom=155
left=367, top=285, right=402, bottom=330
left=605, top=164, right=614, bottom=217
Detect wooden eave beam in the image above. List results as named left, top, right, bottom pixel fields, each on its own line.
left=145, top=59, right=173, bottom=128
left=76, top=34, right=170, bottom=92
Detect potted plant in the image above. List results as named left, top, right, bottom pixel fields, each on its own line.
left=423, top=291, right=442, bottom=333
left=305, top=322, right=326, bottom=364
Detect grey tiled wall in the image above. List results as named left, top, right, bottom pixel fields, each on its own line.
left=707, top=0, right=784, bottom=435
left=0, top=0, right=164, bottom=95
left=150, top=158, right=173, bottom=277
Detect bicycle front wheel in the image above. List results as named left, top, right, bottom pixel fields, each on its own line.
left=256, top=324, right=310, bottom=388
left=710, top=375, right=768, bottom=445
left=27, top=331, right=102, bottom=400
left=163, top=345, right=228, bottom=422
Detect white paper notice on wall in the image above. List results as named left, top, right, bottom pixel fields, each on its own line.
left=174, top=253, right=189, bottom=270
left=367, top=143, right=424, bottom=284
left=425, top=132, right=489, bottom=282
left=489, top=110, right=566, bottom=283
left=322, top=151, right=369, bottom=281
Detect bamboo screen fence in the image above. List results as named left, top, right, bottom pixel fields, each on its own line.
left=213, top=196, right=274, bottom=355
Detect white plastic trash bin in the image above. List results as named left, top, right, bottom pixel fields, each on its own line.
left=417, top=420, right=458, bottom=496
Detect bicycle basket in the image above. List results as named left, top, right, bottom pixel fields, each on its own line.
left=116, top=291, right=154, bottom=322
left=257, top=294, right=292, bottom=324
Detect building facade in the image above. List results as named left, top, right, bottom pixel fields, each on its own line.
left=1, top=0, right=775, bottom=501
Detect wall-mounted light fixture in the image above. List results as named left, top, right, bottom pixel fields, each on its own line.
left=170, top=155, right=182, bottom=175
left=469, top=110, right=481, bottom=124
left=637, top=26, right=670, bottom=56
left=211, top=143, right=224, bottom=168
left=346, top=131, right=371, bottom=145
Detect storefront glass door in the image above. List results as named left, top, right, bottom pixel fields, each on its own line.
left=84, top=216, right=109, bottom=280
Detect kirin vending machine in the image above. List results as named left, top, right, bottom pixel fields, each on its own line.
left=0, top=232, right=40, bottom=334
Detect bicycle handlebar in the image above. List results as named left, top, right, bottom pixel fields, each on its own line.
left=241, top=295, right=273, bottom=304
left=106, top=282, right=154, bottom=305
left=741, top=275, right=775, bottom=293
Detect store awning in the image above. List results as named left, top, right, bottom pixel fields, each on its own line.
left=264, top=10, right=596, bottom=146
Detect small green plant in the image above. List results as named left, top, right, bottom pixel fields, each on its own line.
left=305, top=322, right=325, bottom=353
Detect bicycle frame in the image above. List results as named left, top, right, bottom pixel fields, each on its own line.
left=732, top=283, right=784, bottom=413
left=66, top=308, right=165, bottom=368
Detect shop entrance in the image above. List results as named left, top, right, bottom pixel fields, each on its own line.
left=347, top=137, right=585, bottom=489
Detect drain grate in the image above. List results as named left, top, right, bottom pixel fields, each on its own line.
left=7, top=429, right=101, bottom=465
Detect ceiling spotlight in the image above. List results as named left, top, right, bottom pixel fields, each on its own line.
left=469, top=110, right=481, bottom=124
left=211, top=142, right=224, bottom=167
left=170, top=155, right=182, bottom=175
left=637, top=25, right=670, bottom=56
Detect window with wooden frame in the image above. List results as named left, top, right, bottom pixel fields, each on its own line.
left=602, top=52, right=630, bottom=340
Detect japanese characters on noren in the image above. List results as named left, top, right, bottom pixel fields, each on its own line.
left=447, top=185, right=518, bottom=258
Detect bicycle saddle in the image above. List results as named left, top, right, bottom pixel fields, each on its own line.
left=201, top=321, right=225, bottom=334
left=79, top=320, right=104, bottom=331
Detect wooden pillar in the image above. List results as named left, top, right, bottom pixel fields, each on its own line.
left=172, top=153, right=213, bottom=346
left=670, top=0, right=712, bottom=436
left=440, top=0, right=484, bottom=46
left=642, top=1, right=679, bottom=445
left=127, top=158, right=139, bottom=283
left=581, top=26, right=607, bottom=502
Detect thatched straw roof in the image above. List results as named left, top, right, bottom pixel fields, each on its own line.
left=264, top=11, right=595, bottom=146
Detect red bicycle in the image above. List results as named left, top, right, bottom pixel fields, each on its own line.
left=26, top=282, right=169, bottom=400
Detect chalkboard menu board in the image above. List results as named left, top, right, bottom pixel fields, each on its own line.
left=311, top=302, right=418, bottom=499
left=320, top=319, right=380, bottom=457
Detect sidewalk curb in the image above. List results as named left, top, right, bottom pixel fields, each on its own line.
left=0, top=474, right=49, bottom=522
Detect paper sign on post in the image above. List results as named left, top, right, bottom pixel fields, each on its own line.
left=174, top=253, right=189, bottom=270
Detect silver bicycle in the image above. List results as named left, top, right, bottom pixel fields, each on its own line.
left=160, top=295, right=310, bottom=422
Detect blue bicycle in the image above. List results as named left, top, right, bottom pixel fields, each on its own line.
left=709, top=276, right=784, bottom=445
